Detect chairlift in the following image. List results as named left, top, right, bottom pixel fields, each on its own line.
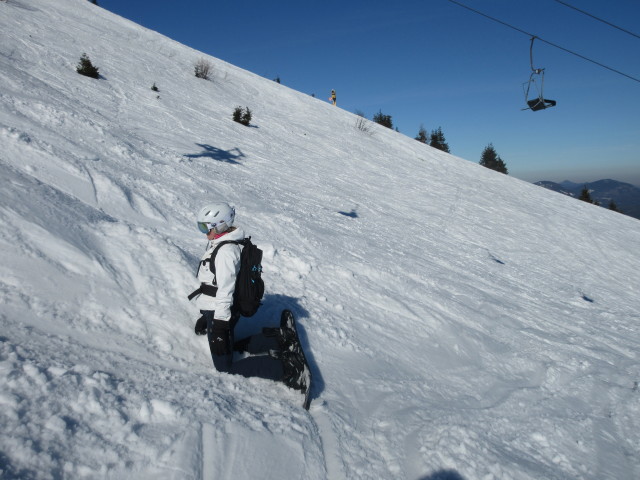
left=523, top=37, right=556, bottom=111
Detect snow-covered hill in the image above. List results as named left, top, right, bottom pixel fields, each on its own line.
left=1, top=1, right=639, bottom=479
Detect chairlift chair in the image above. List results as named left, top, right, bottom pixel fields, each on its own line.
left=523, top=37, right=556, bottom=111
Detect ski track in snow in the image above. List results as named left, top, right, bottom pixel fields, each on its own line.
left=1, top=1, right=640, bottom=479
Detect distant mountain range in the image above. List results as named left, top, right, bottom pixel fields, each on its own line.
left=534, top=179, right=640, bottom=220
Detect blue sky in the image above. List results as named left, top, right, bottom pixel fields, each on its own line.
left=101, top=0, right=640, bottom=185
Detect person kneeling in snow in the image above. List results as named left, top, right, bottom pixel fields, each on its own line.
left=189, top=202, right=306, bottom=389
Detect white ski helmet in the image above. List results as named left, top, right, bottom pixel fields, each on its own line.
left=196, top=203, right=235, bottom=234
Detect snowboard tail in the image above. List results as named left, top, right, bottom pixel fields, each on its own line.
left=280, top=309, right=312, bottom=410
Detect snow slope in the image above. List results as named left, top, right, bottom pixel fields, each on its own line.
left=1, top=1, right=639, bottom=479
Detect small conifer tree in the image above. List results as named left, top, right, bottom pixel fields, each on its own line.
left=233, top=106, right=252, bottom=126
left=415, top=125, right=428, bottom=144
left=479, top=143, right=508, bottom=174
left=608, top=200, right=620, bottom=212
left=579, top=187, right=594, bottom=204
left=373, top=110, right=393, bottom=129
left=429, top=127, right=450, bottom=153
left=76, top=53, right=99, bottom=79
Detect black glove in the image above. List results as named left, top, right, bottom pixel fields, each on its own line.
left=210, top=319, right=231, bottom=356
left=194, top=315, right=207, bottom=335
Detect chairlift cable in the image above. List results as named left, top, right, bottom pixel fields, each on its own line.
left=446, top=0, right=640, bottom=83
left=553, top=0, right=640, bottom=40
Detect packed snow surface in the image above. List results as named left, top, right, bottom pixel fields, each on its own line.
left=1, top=1, right=639, bottom=479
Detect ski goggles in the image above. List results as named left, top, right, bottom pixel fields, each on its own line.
left=197, top=222, right=214, bottom=234
left=197, top=221, right=227, bottom=234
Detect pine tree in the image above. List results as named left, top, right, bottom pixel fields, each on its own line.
left=429, top=127, right=450, bottom=153
left=608, top=200, right=620, bottom=212
left=76, top=53, right=99, bottom=79
left=242, top=107, right=252, bottom=126
left=233, top=106, right=252, bottom=126
left=373, top=110, right=393, bottom=129
left=479, top=143, right=508, bottom=174
left=578, top=186, right=594, bottom=203
left=415, top=125, right=428, bottom=144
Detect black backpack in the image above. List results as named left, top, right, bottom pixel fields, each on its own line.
left=189, top=237, right=264, bottom=317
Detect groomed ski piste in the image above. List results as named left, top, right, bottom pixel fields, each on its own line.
left=1, top=1, right=639, bottom=479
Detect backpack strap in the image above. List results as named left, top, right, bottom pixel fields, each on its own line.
left=187, top=283, right=218, bottom=301
left=187, top=240, right=242, bottom=301
left=205, top=240, right=241, bottom=277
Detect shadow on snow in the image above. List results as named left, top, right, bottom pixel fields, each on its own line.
left=418, top=470, right=467, bottom=480
left=184, top=144, right=245, bottom=164
left=235, top=294, right=324, bottom=403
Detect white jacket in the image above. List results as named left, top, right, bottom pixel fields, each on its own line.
left=195, top=227, right=245, bottom=321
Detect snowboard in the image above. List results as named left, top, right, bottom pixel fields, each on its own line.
left=280, top=309, right=312, bottom=410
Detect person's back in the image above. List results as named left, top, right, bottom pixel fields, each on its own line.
left=195, top=225, right=245, bottom=320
